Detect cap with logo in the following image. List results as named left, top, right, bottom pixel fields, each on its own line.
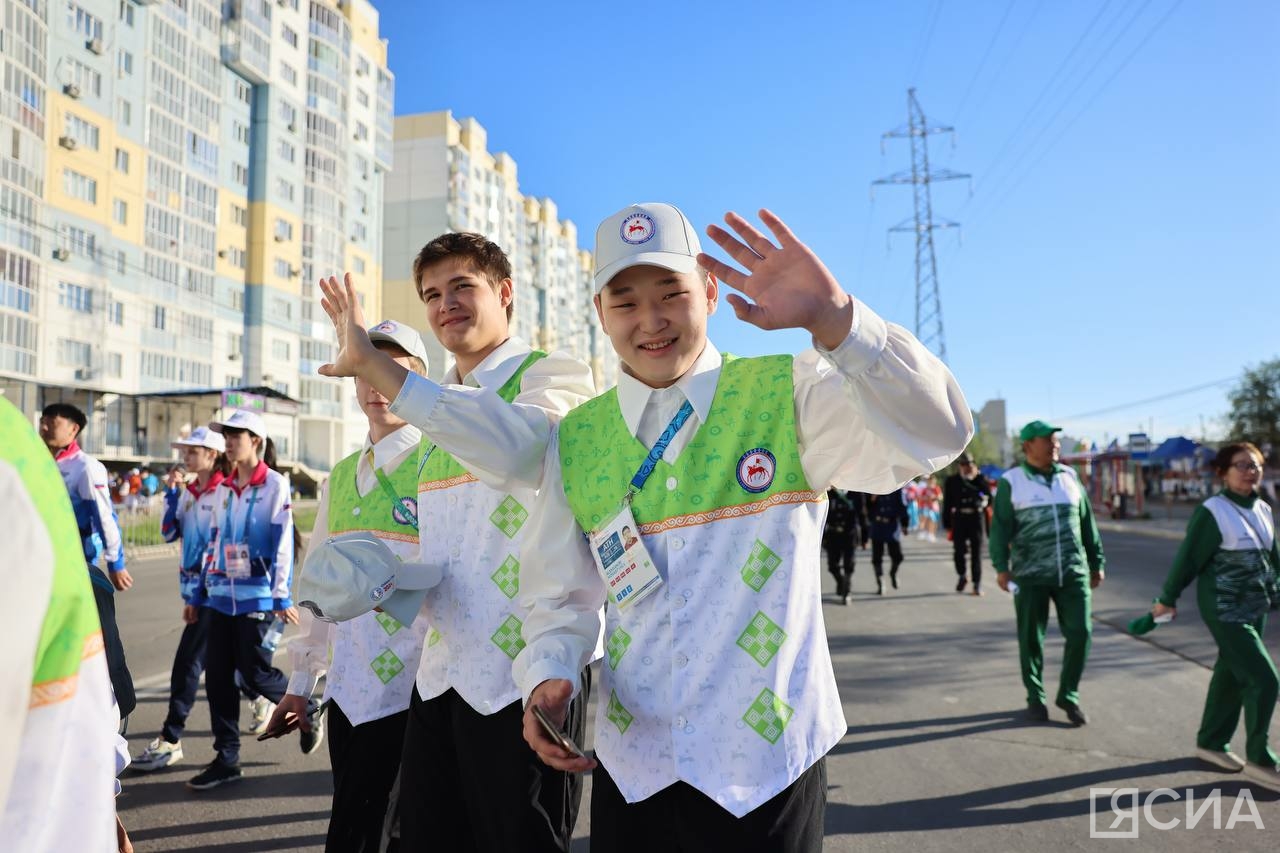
left=593, top=202, right=702, bottom=292
left=209, top=409, right=269, bottom=440
left=368, top=319, right=430, bottom=368
left=172, top=425, right=226, bottom=453
left=1019, top=420, right=1062, bottom=442
left=298, top=532, right=442, bottom=627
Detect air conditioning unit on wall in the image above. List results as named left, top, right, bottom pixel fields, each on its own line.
left=63, top=83, right=82, bottom=99
left=86, top=38, right=104, bottom=55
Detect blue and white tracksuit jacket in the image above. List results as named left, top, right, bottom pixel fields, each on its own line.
left=55, top=442, right=126, bottom=573
left=195, top=463, right=294, bottom=616
left=161, top=473, right=225, bottom=604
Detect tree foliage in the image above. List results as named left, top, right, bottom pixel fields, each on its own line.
left=1228, top=359, right=1280, bottom=462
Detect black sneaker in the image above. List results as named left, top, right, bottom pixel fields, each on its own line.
left=187, top=760, right=243, bottom=790
left=839, top=594, right=850, bottom=606
left=300, top=702, right=326, bottom=756
left=876, top=579, right=884, bottom=596
left=890, top=570, right=899, bottom=590
left=956, top=577, right=967, bottom=593
left=1027, top=702, right=1049, bottom=723
left=1056, top=699, right=1089, bottom=727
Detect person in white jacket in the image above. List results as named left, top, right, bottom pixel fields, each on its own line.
left=0, top=396, right=125, bottom=852
left=514, top=203, right=972, bottom=852
left=316, top=231, right=597, bottom=852
left=265, top=321, right=433, bottom=852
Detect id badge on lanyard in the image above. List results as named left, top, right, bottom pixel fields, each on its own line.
left=587, top=399, right=694, bottom=612
left=222, top=486, right=258, bottom=579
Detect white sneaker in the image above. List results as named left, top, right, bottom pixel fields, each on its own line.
left=244, top=696, right=275, bottom=735
left=1244, top=761, right=1280, bottom=792
left=1195, top=746, right=1246, bottom=773
left=132, top=737, right=183, bottom=771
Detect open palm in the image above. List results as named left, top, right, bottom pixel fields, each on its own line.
left=317, top=273, right=374, bottom=378
left=697, top=209, right=853, bottom=349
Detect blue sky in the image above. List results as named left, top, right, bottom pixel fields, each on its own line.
left=377, top=0, right=1278, bottom=447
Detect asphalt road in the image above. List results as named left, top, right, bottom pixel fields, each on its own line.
left=115, top=529, right=1279, bottom=851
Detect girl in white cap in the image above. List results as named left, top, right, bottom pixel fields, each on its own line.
left=185, top=410, right=298, bottom=790
left=132, top=427, right=262, bottom=772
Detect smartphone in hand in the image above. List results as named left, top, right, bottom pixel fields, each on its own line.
left=531, top=704, right=586, bottom=759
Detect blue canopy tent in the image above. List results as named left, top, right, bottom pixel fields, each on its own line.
left=1150, top=437, right=1213, bottom=464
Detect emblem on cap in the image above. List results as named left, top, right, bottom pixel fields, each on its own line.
left=374, top=321, right=397, bottom=333
left=736, top=448, right=777, bottom=493
left=370, top=578, right=395, bottom=602
left=620, top=212, right=656, bottom=245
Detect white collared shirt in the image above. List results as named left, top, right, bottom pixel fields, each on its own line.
left=389, top=337, right=596, bottom=491
left=515, top=298, right=973, bottom=712
left=286, top=423, right=422, bottom=705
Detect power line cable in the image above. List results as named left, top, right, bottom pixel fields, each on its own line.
left=961, top=0, right=1045, bottom=130
left=907, top=0, right=945, bottom=85
left=972, top=0, right=1185, bottom=221
left=1060, top=374, right=1235, bottom=421
left=951, top=0, right=1017, bottom=127
left=963, top=0, right=1117, bottom=205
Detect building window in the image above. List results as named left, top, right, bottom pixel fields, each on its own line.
left=351, top=222, right=366, bottom=242
left=117, top=50, right=133, bottom=76
left=154, top=305, right=167, bottom=330
left=58, top=282, right=94, bottom=313
left=58, top=338, right=93, bottom=367
left=277, top=139, right=295, bottom=163
left=271, top=339, right=290, bottom=360
left=232, top=163, right=249, bottom=187
left=356, top=56, right=370, bottom=77
left=356, top=89, right=369, bottom=108
left=272, top=297, right=293, bottom=320
left=276, top=178, right=294, bottom=202
left=274, top=218, right=293, bottom=241
left=67, top=60, right=103, bottom=97
left=68, top=4, right=104, bottom=41
left=108, top=300, right=123, bottom=325
left=64, top=113, right=100, bottom=150
left=117, top=98, right=132, bottom=126
left=113, top=199, right=127, bottom=225
left=273, top=259, right=291, bottom=278
left=226, top=246, right=246, bottom=269
left=107, top=352, right=123, bottom=377
left=234, top=79, right=251, bottom=103
left=231, top=204, right=248, bottom=227
left=115, top=147, right=129, bottom=173
left=282, top=25, right=298, bottom=48
left=280, top=62, right=297, bottom=87
left=118, top=1, right=134, bottom=25
left=233, top=122, right=250, bottom=145
left=354, top=122, right=369, bottom=141
left=63, top=169, right=98, bottom=204
left=353, top=256, right=366, bottom=274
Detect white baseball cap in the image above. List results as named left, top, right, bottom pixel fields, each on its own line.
left=209, top=409, right=269, bottom=440
left=594, top=202, right=703, bottom=292
left=172, top=426, right=226, bottom=453
left=368, top=319, right=430, bottom=368
left=297, top=532, right=442, bottom=626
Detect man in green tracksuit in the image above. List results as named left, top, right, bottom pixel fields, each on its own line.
left=991, top=420, right=1105, bottom=726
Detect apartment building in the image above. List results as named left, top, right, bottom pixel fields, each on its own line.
left=0, top=0, right=392, bottom=479
left=382, top=111, right=615, bottom=389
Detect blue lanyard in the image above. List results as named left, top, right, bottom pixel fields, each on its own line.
left=416, top=443, right=437, bottom=479
left=230, top=485, right=260, bottom=544
left=630, top=400, right=694, bottom=493
left=375, top=467, right=419, bottom=531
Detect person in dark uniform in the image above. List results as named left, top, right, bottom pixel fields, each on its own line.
left=867, top=488, right=910, bottom=594
left=943, top=453, right=991, bottom=595
left=823, top=489, right=867, bottom=605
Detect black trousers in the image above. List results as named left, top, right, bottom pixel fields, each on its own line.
left=871, top=539, right=904, bottom=579
left=160, top=606, right=260, bottom=743
left=590, top=757, right=826, bottom=853
left=326, top=700, right=407, bottom=853
left=89, top=566, right=136, bottom=718
left=824, top=538, right=856, bottom=596
left=399, top=672, right=590, bottom=852
left=952, top=518, right=983, bottom=585
left=204, top=609, right=288, bottom=766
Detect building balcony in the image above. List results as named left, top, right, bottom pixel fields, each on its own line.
left=221, top=14, right=271, bottom=85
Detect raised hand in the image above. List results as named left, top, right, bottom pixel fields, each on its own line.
left=697, top=209, right=855, bottom=350
left=317, top=273, right=375, bottom=378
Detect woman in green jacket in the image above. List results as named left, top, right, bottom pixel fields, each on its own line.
left=1150, top=442, right=1279, bottom=791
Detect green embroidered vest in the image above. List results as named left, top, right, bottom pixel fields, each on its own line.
left=559, top=355, right=815, bottom=532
